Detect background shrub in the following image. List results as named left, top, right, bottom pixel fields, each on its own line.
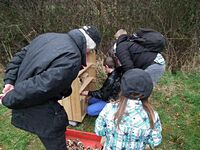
left=0, top=0, right=199, bottom=72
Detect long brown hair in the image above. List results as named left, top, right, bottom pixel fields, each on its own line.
left=141, top=98, right=155, bottom=128
left=114, top=94, right=128, bottom=128
left=114, top=93, right=155, bottom=129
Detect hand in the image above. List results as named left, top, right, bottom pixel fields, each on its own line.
left=80, top=91, right=89, bottom=96
left=2, top=84, right=14, bottom=94
left=0, top=94, right=5, bottom=104
left=85, top=96, right=91, bottom=103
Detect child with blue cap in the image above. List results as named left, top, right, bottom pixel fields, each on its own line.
left=95, top=68, right=162, bottom=150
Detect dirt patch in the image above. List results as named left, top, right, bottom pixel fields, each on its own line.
left=0, top=144, right=3, bottom=150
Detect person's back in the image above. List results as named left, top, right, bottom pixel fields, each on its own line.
left=116, top=34, right=157, bottom=70
left=3, top=30, right=84, bottom=109
left=14, top=32, right=81, bottom=86
left=95, top=100, right=161, bottom=150
left=95, top=69, right=162, bottom=150
left=114, top=29, right=165, bottom=86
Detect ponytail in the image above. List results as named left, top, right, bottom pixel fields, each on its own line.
left=142, top=98, right=155, bottom=129
left=114, top=94, right=128, bottom=128
left=114, top=93, right=155, bottom=129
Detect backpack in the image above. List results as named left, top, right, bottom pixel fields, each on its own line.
left=128, top=28, right=166, bottom=53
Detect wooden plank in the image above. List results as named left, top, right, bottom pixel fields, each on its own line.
left=81, top=98, right=87, bottom=121
left=79, top=77, right=94, bottom=94
left=70, top=79, right=82, bottom=122
left=86, top=51, right=96, bottom=64
left=63, top=97, right=73, bottom=120
left=58, top=97, right=73, bottom=120
left=78, top=63, right=94, bottom=76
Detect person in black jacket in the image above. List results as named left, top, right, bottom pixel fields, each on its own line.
left=0, top=26, right=101, bottom=150
left=113, top=29, right=165, bottom=86
left=81, top=56, right=123, bottom=116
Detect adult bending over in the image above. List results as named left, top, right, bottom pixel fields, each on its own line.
left=0, top=26, right=101, bottom=150
left=114, top=29, right=166, bottom=86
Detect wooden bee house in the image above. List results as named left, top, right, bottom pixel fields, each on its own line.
left=59, top=51, right=96, bottom=122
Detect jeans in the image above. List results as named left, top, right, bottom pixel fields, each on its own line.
left=87, top=97, right=107, bottom=116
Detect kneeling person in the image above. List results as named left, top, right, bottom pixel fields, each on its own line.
left=81, top=57, right=123, bottom=116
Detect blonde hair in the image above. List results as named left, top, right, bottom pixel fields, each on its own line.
left=114, top=29, right=127, bottom=39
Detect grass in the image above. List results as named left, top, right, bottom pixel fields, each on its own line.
left=0, top=73, right=45, bottom=150
left=0, top=71, right=200, bottom=150
left=152, top=72, right=200, bottom=150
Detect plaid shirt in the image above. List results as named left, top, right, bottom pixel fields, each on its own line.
left=95, top=99, right=162, bottom=150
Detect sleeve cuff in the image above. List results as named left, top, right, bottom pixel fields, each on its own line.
left=4, top=79, right=15, bottom=85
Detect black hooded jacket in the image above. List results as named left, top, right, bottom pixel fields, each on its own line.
left=116, top=35, right=157, bottom=72
left=2, top=29, right=87, bottom=137
left=88, top=67, right=123, bottom=102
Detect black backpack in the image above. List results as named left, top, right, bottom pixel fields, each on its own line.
left=128, top=28, right=166, bottom=53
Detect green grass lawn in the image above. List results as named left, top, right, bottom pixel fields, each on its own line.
left=0, top=71, right=200, bottom=150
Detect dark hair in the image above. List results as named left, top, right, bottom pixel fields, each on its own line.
left=114, top=93, right=155, bottom=129
left=103, top=56, right=116, bottom=69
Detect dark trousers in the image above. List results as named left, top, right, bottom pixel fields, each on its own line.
left=38, top=133, right=66, bottom=150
